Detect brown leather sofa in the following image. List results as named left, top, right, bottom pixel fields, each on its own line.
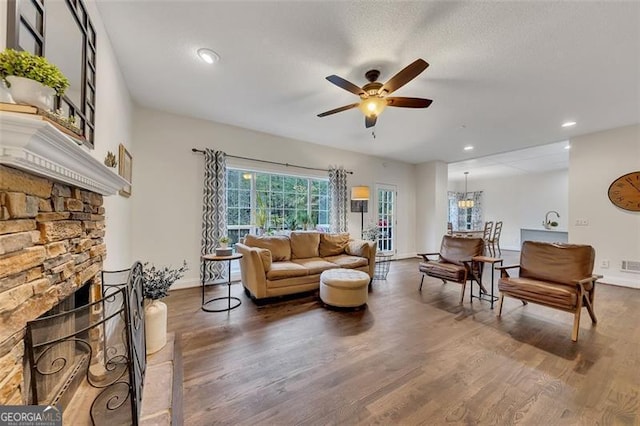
left=236, top=232, right=376, bottom=301
left=418, top=235, right=484, bottom=304
left=497, top=241, right=601, bottom=342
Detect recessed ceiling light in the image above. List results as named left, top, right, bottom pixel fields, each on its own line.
left=561, top=121, right=576, bottom=128
left=464, top=145, right=474, bottom=151
left=197, top=48, right=220, bottom=64
left=564, top=145, right=571, bottom=150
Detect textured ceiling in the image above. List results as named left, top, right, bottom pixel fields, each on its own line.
left=96, top=1, right=640, bottom=165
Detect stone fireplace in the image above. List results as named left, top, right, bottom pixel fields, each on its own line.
left=0, top=110, right=129, bottom=407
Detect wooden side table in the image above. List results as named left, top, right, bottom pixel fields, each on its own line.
left=471, top=255, right=503, bottom=309
left=200, top=253, right=242, bottom=312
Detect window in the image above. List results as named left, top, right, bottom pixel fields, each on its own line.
left=226, top=169, right=329, bottom=244
left=448, top=191, right=483, bottom=231
left=7, top=0, right=97, bottom=147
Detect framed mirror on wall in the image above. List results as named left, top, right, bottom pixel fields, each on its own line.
left=6, top=0, right=97, bottom=147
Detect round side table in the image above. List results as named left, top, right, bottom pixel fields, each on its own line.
left=200, top=253, right=242, bottom=312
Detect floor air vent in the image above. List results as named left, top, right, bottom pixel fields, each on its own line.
left=621, top=260, right=640, bottom=274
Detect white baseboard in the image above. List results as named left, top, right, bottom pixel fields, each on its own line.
left=598, top=274, right=640, bottom=289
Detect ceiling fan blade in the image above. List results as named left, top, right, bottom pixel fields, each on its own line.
left=365, top=115, right=377, bottom=128
left=317, top=103, right=359, bottom=117
left=378, top=59, right=429, bottom=95
left=326, top=75, right=366, bottom=97
left=386, top=97, right=433, bottom=108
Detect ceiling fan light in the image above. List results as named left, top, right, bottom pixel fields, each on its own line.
left=358, top=97, right=387, bottom=117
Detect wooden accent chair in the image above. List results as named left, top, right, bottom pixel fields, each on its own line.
left=418, top=236, right=484, bottom=304
left=482, top=221, right=493, bottom=253
left=497, top=241, right=601, bottom=342
left=487, top=221, right=503, bottom=256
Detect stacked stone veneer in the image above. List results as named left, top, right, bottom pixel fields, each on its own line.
left=0, top=165, right=106, bottom=404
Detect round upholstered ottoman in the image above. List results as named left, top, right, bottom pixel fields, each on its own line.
left=320, top=269, right=370, bottom=309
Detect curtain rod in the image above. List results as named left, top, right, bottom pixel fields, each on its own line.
left=191, top=148, right=353, bottom=174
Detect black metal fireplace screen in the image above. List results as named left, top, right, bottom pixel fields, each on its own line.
left=25, top=262, right=146, bottom=425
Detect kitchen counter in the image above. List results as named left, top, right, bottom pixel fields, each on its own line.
left=520, top=227, right=568, bottom=245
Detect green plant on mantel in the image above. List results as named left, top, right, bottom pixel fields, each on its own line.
left=0, top=49, right=69, bottom=96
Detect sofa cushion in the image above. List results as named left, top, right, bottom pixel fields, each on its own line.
left=292, top=257, right=339, bottom=275
left=244, top=235, right=291, bottom=261
left=319, top=233, right=350, bottom=257
left=324, top=254, right=368, bottom=269
left=499, top=276, right=577, bottom=308
left=266, top=261, right=309, bottom=280
left=290, top=232, right=320, bottom=259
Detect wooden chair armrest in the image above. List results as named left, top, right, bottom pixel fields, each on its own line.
left=418, top=252, right=440, bottom=261
left=573, top=274, right=603, bottom=285
left=495, top=264, right=520, bottom=278
left=495, top=264, right=520, bottom=271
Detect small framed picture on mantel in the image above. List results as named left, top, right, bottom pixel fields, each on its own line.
left=118, top=144, right=132, bottom=197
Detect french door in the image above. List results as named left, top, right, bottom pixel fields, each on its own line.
left=376, top=184, right=396, bottom=254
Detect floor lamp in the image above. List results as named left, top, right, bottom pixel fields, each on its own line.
left=351, top=186, right=370, bottom=239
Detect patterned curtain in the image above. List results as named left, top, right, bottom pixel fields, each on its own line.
left=470, top=191, right=483, bottom=230
left=328, top=167, right=348, bottom=233
left=201, top=149, right=227, bottom=283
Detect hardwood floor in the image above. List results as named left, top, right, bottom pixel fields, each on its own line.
left=164, top=253, right=640, bottom=425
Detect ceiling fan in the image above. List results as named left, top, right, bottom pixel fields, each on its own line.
left=318, top=58, right=433, bottom=128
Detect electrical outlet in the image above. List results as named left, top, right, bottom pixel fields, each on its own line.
left=575, top=218, right=589, bottom=226
left=600, top=260, right=609, bottom=269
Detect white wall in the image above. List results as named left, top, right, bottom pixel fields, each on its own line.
left=131, top=107, right=417, bottom=288
left=0, top=1, right=6, bottom=49
left=0, top=1, right=134, bottom=269
left=448, top=170, right=569, bottom=251
left=415, top=161, right=448, bottom=252
left=84, top=2, right=134, bottom=270
left=569, top=124, right=640, bottom=288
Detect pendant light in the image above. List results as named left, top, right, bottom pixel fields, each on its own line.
left=458, top=172, right=475, bottom=209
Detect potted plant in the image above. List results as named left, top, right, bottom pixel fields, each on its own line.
left=219, top=236, right=230, bottom=249
left=0, top=48, right=69, bottom=110
left=142, top=260, right=188, bottom=354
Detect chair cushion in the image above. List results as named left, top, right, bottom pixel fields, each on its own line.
left=520, top=241, right=595, bottom=287
left=319, top=233, right=350, bottom=257
left=265, top=261, right=309, bottom=280
left=292, top=257, right=339, bottom=275
left=420, top=260, right=467, bottom=282
left=290, top=232, right=320, bottom=259
left=324, top=254, right=368, bottom=269
left=440, top=235, right=484, bottom=266
left=499, top=276, right=577, bottom=308
left=244, top=235, right=291, bottom=261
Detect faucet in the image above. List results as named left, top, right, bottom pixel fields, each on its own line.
left=544, top=210, right=560, bottom=228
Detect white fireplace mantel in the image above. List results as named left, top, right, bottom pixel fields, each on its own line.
left=0, top=111, right=129, bottom=195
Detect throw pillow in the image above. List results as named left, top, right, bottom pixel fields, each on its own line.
left=319, top=233, right=350, bottom=257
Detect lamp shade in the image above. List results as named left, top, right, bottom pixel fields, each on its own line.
left=458, top=199, right=475, bottom=208
left=351, top=186, right=370, bottom=201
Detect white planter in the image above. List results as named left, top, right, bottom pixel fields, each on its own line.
left=6, top=76, right=55, bottom=110
left=144, top=299, right=167, bottom=354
